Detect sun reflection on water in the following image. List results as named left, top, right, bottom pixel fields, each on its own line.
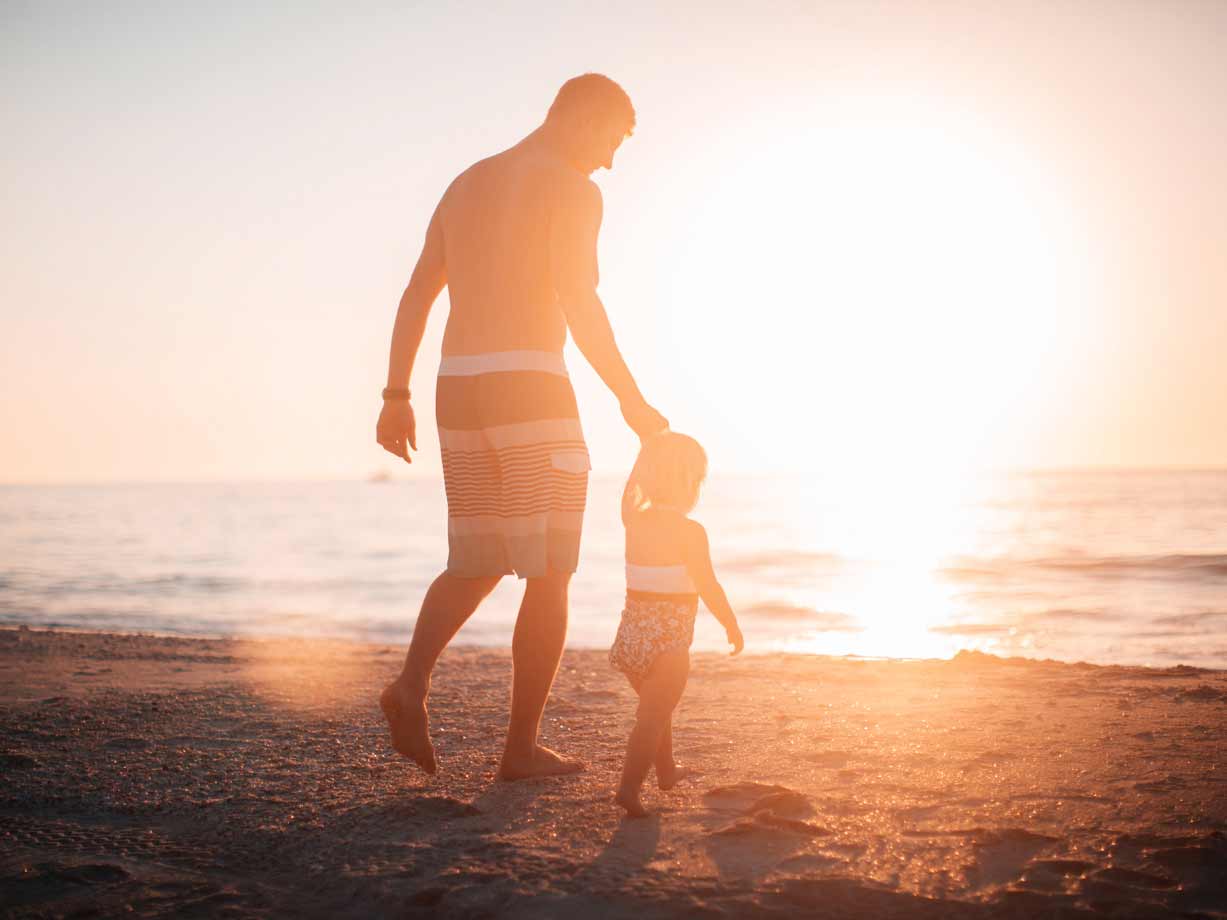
left=769, top=465, right=1012, bottom=660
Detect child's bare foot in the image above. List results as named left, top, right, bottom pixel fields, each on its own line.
left=615, top=786, right=650, bottom=818
left=657, top=764, right=699, bottom=791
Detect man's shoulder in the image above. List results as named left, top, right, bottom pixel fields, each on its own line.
left=445, top=155, right=493, bottom=195
left=447, top=148, right=591, bottom=189
left=443, top=149, right=599, bottom=221
left=434, top=155, right=502, bottom=219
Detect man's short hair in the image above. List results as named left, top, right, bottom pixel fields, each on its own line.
left=546, top=74, right=635, bottom=136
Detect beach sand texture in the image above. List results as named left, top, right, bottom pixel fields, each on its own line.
left=2, top=628, right=1225, bottom=918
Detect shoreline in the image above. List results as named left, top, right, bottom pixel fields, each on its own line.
left=2, top=628, right=1225, bottom=918
left=2, top=625, right=1219, bottom=675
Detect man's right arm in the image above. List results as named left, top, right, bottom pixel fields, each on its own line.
left=386, top=205, right=447, bottom=392
left=551, top=179, right=666, bottom=438
left=376, top=204, right=447, bottom=463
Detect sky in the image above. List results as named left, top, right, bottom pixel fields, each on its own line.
left=2, top=0, right=1225, bottom=483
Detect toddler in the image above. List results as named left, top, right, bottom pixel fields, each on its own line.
left=609, top=432, right=743, bottom=817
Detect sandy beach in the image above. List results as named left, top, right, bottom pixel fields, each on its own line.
left=1, top=627, right=1225, bottom=918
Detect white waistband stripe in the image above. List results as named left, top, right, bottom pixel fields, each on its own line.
left=438, top=351, right=569, bottom=378
left=626, top=563, right=697, bottom=594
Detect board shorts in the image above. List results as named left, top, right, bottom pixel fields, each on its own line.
left=436, top=350, right=591, bottom=579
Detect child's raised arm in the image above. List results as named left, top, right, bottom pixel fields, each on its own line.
left=682, top=520, right=744, bottom=655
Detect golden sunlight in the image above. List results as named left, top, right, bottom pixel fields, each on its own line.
left=777, top=467, right=989, bottom=657
left=7, top=5, right=1227, bottom=912
left=668, top=95, right=1095, bottom=477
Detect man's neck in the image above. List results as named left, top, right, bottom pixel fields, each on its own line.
left=523, top=123, right=586, bottom=174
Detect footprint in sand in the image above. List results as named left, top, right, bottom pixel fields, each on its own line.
left=1090, top=866, right=1177, bottom=889
left=745, top=790, right=813, bottom=818
left=1092, top=832, right=1227, bottom=910
left=1017, top=857, right=1096, bottom=893
left=750, top=814, right=832, bottom=837
left=704, top=782, right=793, bottom=808
left=711, top=814, right=831, bottom=838
left=964, top=828, right=1061, bottom=890
left=1028, top=858, right=1095, bottom=876
left=704, top=784, right=830, bottom=838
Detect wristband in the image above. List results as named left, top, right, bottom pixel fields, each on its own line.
left=382, top=387, right=411, bottom=401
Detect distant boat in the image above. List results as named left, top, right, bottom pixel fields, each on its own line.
left=368, top=470, right=392, bottom=483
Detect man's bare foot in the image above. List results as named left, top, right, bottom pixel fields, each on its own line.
left=498, top=744, right=585, bottom=781
left=379, top=680, right=436, bottom=774
left=657, top=764, right=699, bottom=791
left=615, top=787, right=650, bottom=818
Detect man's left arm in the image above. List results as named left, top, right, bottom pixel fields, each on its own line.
left=552, top=180, right=667, bottom=439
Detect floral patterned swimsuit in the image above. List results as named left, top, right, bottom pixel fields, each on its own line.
left=609, top=563, right=699, bottom=684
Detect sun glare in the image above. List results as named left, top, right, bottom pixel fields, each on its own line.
left=668, top=96, right=1093, bottom=480
left=773, top=468, right=990, bottom=657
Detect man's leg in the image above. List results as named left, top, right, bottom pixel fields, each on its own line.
left=381, top=571, right=501, bottom=773
left=498, top=570, right=583, bottom=780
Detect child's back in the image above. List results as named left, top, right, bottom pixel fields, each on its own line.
left=626, top=506, right=698, bottom=588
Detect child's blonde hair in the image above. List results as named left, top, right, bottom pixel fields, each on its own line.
left=622, top=432, right=708, bottom=523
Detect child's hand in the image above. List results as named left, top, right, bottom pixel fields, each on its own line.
left=726, top=623, right=744, bottom=656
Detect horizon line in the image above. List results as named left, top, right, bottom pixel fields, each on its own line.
left=3, top=464, right=1227, bottom=487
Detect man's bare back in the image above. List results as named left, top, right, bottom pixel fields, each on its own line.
left=435, top=143, right=599, bottom=357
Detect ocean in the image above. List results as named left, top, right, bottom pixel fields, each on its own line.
left=2, top=471, right=1225, bottom=668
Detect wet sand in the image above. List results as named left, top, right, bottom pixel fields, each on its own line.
left=1, top=627, right=1225, bottom=918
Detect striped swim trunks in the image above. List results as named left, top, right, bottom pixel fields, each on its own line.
left=436, top=350, right=591, bottom=579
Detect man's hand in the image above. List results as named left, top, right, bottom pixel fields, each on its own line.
left=376, top=400, right=417, bottom=464
left=620, top=398, right=668, bottom=441
left=726, top=621, right=745, bottom=657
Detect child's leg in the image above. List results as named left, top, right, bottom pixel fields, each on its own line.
left=655, top=713, right=701, bottom=790
left=616, top=648, right=689, bottom=817
left=655, top=721, right=675, bottom=778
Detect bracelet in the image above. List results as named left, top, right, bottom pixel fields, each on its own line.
left=382, top=387, right=411, bottom=401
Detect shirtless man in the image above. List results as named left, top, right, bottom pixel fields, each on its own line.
left=376, top=74, right=668, bottom=780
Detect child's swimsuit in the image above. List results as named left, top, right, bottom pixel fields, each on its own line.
left=609, top=563, right=699, bottom=684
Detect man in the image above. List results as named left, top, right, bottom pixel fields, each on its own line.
left=376, top=74, right=667, bottom=779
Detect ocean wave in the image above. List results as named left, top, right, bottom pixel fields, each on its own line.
left=0, top=572, right=420, bottom=597
left=740, top=603, right=861, bottom=632
left=943, top=553, right=1227, bottom=582
left=721, top=551, right=845, bottom=574
left=1020, top=608, right=1122, bottom=622
left=0, top=573, right=244, bottom=596
left=929, top=622, right=1013, bottom=636
left=1151, top=610, right=1227, bottom=627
